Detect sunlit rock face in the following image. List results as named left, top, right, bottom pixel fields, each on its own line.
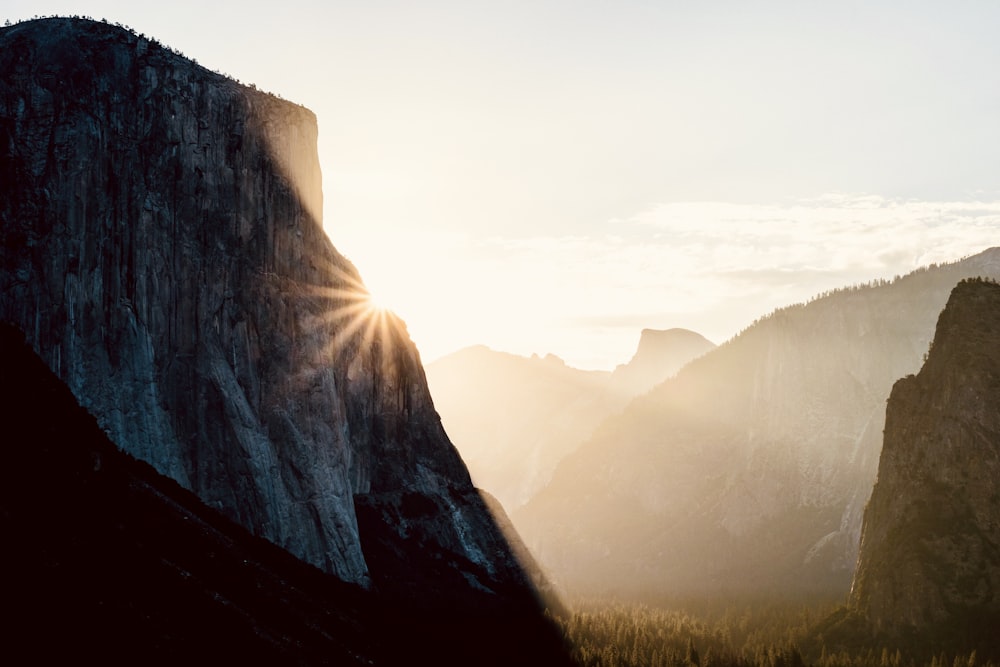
left=850, top=279, right=1000, bottom=635
left=517, top=249, right=1000, bottom=599
left=0, top=17, right=525, bottom=597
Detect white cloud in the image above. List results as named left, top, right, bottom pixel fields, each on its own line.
left=626, top=195, right=999, bottom=274
left=332, top=195, right=998, bottom=370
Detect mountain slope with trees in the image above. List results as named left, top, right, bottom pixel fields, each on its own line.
left=517, top=248, right=1000, bottom=599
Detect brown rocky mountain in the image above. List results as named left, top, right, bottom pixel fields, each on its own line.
left=849, top=278, right=1000, bottom=652
left=0, top=16, right=550, bottom=618
left=516, top=248, right=1000, bottom=600
left=425, top=328, right=714, bottom=512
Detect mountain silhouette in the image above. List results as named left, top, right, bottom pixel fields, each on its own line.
left=426, top=329, right=714, bottom=512
left=610, top=328, right=717, bottom=396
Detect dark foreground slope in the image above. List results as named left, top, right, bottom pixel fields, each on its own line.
left=0, top=322, right=572, bottom=666
left=0, top=14, right=550, bottom=619
left=0, top=323, right=378, bottom=665
left=846, top=279, right=1000, bottom=659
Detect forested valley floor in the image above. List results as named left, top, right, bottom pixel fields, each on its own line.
left=555, top=597, right=996, bottom=667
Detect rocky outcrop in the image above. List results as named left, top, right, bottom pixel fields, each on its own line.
left=610, top=328, right=716, bottom=396
left=850, top=279, right=1000, bottom=638
left=0, top=16, right=533, bottom=605
left=516, top=249, right=1000, bottom=598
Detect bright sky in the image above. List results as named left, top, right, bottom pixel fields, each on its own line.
left=5, top=1, right=999, bottom=369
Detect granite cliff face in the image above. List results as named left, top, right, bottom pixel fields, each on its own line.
left=0, top=17, right=533, bottom=602
left=0, top=321, right=573, bottom=666
left=0, top=320, right=383, bottom=665
left=517, top=249, right=1000, bottom=598
left=850, top=279, right=1000, bottom=638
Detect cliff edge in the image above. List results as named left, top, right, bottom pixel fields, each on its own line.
left=849, top=278, right=1000, bottom=652
left=0, top=17, right=540, bottom=612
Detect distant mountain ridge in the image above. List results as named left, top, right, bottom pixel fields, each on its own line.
left=516, top=248, right=1000, bottom=599
left=610, top=328, right=717, bottom=396
left=426, top=329, right=715, bottom=512
left=849, top=278, right=1000, bottom=652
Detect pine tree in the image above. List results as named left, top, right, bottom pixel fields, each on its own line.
left=686, top=638, right=701, bottom=667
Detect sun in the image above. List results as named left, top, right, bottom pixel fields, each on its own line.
left=355, top=263, right=405, bottom=319
left=362, top=287, right=390, bottom=315
left=294, top=259, right=413, bottom=380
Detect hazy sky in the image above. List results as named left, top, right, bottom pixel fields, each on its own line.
left=5, top=1, right=999, bottom=368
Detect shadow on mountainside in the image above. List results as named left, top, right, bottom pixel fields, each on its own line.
left=0, top=321, right=573, bottom=666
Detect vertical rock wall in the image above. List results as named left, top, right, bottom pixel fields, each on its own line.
left=0, top=17, right=514, bottom=597
left=850, top=279, right=1000, bottom=636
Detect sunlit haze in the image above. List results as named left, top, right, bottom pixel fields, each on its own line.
left=8, top=1, right=999, bottom=369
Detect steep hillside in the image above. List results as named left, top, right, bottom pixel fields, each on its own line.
left=426, top=329, right=714, bottom=511
left=848, top=279, right=1000, bottom=656
left=517, top=248, right=1000, bottom=599
left=0, top=322, right=572, bottom=666
left=0, top=16, right=543, bottom=613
